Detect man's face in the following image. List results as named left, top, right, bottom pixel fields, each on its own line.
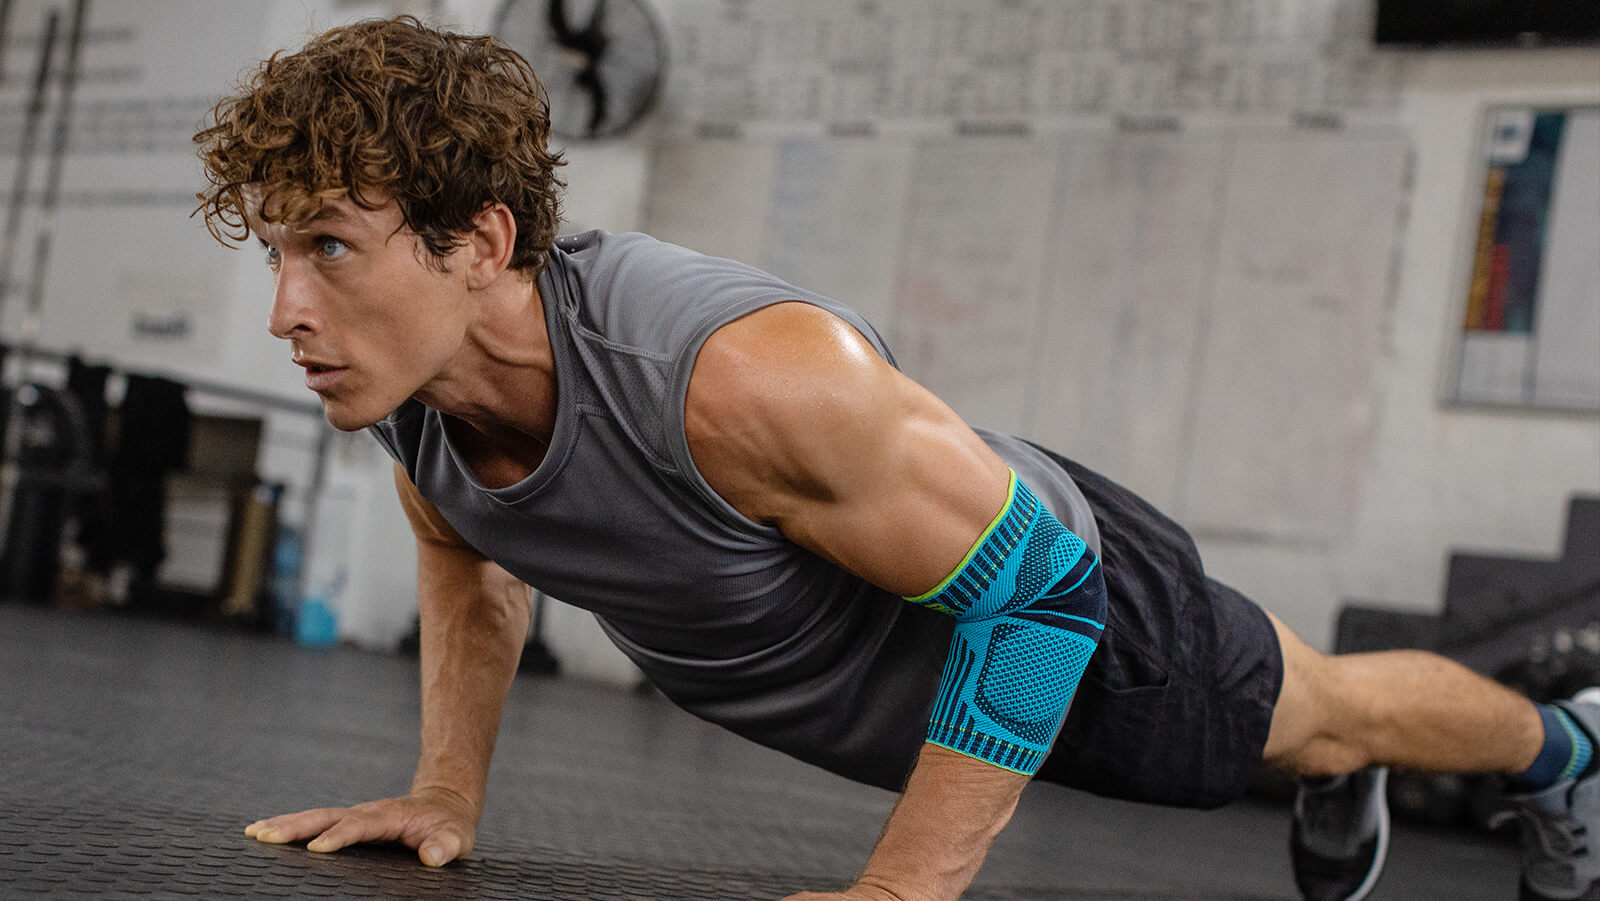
left=251, top=195, right=473, bottom=431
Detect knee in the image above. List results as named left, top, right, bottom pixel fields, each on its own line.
left=1271, top=734, right=1376, bottom=779
left=1264, top=639, right=1383, bottom=777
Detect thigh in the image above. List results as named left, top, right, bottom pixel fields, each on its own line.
left=1259, top=609, right=1327, bottom=766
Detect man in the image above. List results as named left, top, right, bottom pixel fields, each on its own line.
left=195, top=17, right=1598, bottom=901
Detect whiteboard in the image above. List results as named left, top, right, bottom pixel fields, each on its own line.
left=642, top=136, right=778, bottom=265
left=889, top=136, right=1062, bottom=436
left=658, top=0, right=1404, bottom=124
left=0, top=0, right=270, bottom=372
left=1176, top=134, right=1410, bottom=540
left=1026, top=134, right=1229, bottom=513
left=762, top=136, right=915, bottom=334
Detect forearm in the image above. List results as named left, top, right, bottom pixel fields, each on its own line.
left=411, top=548, right=531, bottom=810
left=856, top=475, right=1103, bottom=899
left=855, top=744, right=1029, bottom=901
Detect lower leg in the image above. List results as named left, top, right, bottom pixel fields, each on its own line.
left=1269, top=611, right=1600, bottom=899
left=1263, top=611, right=1544, bottom=777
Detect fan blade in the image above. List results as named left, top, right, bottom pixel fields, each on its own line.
left=585, top=0, right=607, bottom=40
left=578, top=66, right=609, bottom=136
left=575, top=0, right=611, bottom=58
left=549, top=0, right=611, bottom=57
left=547, top=0, right=579, bottom=48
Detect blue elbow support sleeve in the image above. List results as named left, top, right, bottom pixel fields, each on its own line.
left=905, top=471, right=1108, bottom=775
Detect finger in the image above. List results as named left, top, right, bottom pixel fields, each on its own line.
left=418, top=827, right=468, bottom=868
left=305, top=810, right=407, bottom=854
left=247, top=808, right=349, bottom=844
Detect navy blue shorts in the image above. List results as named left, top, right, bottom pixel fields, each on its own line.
left=1029, top=447, right=1284, bottom=809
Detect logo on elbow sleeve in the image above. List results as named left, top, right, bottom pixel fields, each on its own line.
left=975, top=622, right=1099, bottom=745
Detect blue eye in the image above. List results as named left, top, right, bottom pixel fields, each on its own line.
left=262, top=243, right=280, bottom=267
left=319, top=237, right=348, bottom=259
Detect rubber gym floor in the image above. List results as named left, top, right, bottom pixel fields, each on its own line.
left=1, top=603, right=1520, bottom=899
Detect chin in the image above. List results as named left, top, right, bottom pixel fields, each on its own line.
left=319, top=400, right=384, bottom=432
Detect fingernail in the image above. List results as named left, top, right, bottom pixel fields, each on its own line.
left=306, top=838, right=328, bottom=853
left=420, top=844, right=443, bottom=866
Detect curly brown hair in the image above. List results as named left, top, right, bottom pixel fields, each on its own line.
left=194, top=16, right=565, bottom=275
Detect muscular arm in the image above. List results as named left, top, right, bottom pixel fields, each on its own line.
left=245, top=466, right=529, bottom=867
left=685, top=303, right=1040, bottom=901
left=400, top=467, right=532, bottom=830
left=685, top=303, right=1010, bottom=594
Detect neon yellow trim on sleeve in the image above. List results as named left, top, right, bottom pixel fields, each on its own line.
left=903, top=469, right=1018, bottom=604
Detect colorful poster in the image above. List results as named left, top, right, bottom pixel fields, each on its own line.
left=1456, top=106, right=1600, bottom=411
left=1465, top=109, right=1564, bottom=334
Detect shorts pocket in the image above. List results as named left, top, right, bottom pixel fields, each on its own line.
left=1039, top=618, right=1176, bottom=800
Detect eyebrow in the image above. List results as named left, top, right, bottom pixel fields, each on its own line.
left=248, top=204, right=358, bottom=240
left=308, top=207, right=353, bottom=225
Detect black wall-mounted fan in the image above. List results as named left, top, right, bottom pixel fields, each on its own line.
left=492, top=0, right=668, bottom=140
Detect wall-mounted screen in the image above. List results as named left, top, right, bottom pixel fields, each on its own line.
left=1376, top=1, right=1600, bottom=47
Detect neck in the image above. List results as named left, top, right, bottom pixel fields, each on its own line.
left=414, top=271, right=559, bottom=471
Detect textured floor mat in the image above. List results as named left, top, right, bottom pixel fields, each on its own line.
left=0, top=604, right=1517, bottom=899
left=0, top=800, right=1271, bottom=900
left=0, top=800, right=824, bottom=900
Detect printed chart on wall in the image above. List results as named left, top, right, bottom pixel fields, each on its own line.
left=0, top=0, right=266, bottom=368
left=1454, top=105, right=1600, bottom=412
left=645, top=128, right=1411, bottom=542
left=640, top=0, right=1418, bottom=542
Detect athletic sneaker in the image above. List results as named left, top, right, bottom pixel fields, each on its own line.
left=1499, top=689, right=1600, bottom=901
left=1289, top=767, right=1391, bottom=901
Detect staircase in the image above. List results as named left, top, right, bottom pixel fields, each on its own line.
left=1336, top=495, right=1600, bottom=689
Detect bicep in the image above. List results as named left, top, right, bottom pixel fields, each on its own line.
left=685, top=303, right=1010, bottom=597
left=788, top=379, right=1009, bottom=596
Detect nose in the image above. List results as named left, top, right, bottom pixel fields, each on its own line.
left=267, top=263, right=320, bottom=339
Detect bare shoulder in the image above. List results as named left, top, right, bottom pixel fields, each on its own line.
left=687, top=302, right=890, bottom=426
left=683, top=302, right=901, bottom=523
left=684, top=301, right=1009, bottom=594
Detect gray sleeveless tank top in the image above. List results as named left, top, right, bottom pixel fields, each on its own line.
left=369, top=230, right=1100, bottom=790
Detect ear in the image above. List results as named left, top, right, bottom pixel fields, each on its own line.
left=463, top=202, right=518, bottom=290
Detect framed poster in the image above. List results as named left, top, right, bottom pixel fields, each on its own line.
left=1453, top=105, right=1600, bottom=412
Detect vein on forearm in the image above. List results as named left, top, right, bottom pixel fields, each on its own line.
left=857, top=743, right=1031, bottom=901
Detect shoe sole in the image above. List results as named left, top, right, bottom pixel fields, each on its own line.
left=1345, top=768, right=1392, bottom=901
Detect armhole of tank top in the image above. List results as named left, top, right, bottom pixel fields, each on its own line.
left=665, top=296, right=809, bottom=538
